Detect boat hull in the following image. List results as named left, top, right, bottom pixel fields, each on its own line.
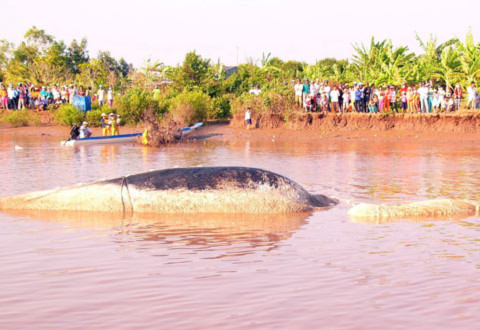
left=61, top=133, right=141, bottom=146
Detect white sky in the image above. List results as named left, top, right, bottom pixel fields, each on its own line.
left=1, top=0, right=479, bottom=67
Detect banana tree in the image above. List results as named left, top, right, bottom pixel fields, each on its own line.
left=431, top=47, right=463, bottom=90
left=457, top=30, right=480, bottom=83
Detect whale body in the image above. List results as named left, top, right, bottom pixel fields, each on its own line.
left=0, top=167, right=335, bottom=214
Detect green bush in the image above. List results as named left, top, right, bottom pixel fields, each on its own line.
left=169, top=90, right=211, bottom=124
left=54, top=104, right=85, bottom=126
left=4, top=110, right=41, bottom=127
left=85, top=109, right=105, bottom=127
left=230, top=93, right=264, bottom=116
left=116, top=88, right=159, bottom=124
left=211, top=96, right=231, bottom=119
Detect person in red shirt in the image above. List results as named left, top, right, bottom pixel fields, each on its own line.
left=453, top=84, right=463, bottom=111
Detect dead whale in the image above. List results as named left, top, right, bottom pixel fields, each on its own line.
left=0, top=167, right=336, bottom=214
left=348, top=199, right=480, bottom=222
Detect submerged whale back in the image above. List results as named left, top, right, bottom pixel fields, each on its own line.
left=0, top=167, right=333, bottom=214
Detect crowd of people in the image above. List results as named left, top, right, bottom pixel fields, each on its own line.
left=0, top=82, right=115, bottom=110
left=293, top=79, right=480, bottom=113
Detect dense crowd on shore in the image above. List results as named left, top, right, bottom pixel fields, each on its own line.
left=293, top=79, right=480, bottom=113
left=0, top=82, right=115, bottom=110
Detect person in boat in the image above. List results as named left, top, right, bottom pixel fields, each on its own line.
left=108, top=113, right=116, bottom=136
left=79, top=121, right=92, bottom=139
left=115, top=114, right=121, bottom=135
left=70, top=124, right=80, bottom=139
left=100, top=113, right=109, bottom=136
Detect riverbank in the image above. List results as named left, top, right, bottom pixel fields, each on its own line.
left=2, top=112, right=480, bottom=143
left=231, top=111, right=480, bottom=133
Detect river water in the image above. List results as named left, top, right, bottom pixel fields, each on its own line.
left=1, top=134, right=480, bottom=329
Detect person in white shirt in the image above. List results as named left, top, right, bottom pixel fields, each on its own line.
left=438, top=86, right=446, bottom=107
left=68, top=85, right=76, bottom=104
left=323, top=80, right=331, bottom=95
left=249, top=84, right=256, bottom=95
left=107, top=87, right=114, bottom=107
left=323, top=80, right=331, bottom=111
left=254, top=85, right=261, bottom=95
left=52, top=86, right=61, bottom=102
left=342, top=85, right=350, bottom=113
left=330, top=86, right=340, bottom=112
left=97, top=85, right=106, bottom=106
left=294, top=79, right=303, bottom=106
left=79, top=121, right=92, bottom=138
left=417, top=82, right=429, bottom=113
left=467, top=82, right=477, bottom=109
left=309, top=82, right=318, bottom=98
left=245, top=108, right=252, bottom=130
left=7, top=83, right=16, bottom=109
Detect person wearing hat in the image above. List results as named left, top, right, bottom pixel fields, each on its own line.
left=79, top=121, right=92, bottom=138
left=100, top=113, right=109, bottom=136
left=108, top=113, right=116, bottom=136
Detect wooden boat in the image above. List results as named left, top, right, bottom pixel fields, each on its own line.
left=61, top=133, right=142, bottom=146
left=61, top=122, right=203, bottom=146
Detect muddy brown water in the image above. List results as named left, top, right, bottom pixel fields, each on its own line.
left=1, top=134, right=480, bottom=329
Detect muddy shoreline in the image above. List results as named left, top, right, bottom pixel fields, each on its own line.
left=2, top=112, right=480, bottom=143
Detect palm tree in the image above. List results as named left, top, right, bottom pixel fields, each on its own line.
left=141, top=58, right=165, bottom=88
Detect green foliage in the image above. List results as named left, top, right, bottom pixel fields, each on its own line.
left=115, top=88, right=159, bottom=124
left=169, top=51, right=214, bottom=93
left=211, top=96, right=231, bottom=119
left=169, top=90, right=211, bottom=124
left=54, top=104, right=84, bottom=126
left=85, top=109, right=106, bottom=127
left=3, top=110, right=41, bottom=127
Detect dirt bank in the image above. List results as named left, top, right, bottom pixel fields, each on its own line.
left=3, top=112, right=480, bottom=144
left=231, top=111, right=480, bottom=133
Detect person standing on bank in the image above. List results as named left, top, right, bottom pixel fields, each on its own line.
left=302, top=79, right=310, bottom=107
left=362, top=82, right=371, bottom=113
left=245, top=108, right=252, bottom=130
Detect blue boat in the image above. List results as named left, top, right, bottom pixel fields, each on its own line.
left=61, top=133, right=142, bottom=146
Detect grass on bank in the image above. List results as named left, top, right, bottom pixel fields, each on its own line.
left=0, top=110, right=42, bottom=127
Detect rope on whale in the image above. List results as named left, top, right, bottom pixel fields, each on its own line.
left=121, top=176, right=134, bottom=215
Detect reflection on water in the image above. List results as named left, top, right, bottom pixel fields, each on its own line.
left=3, top=209, right=310, bottom=257
left=1, top=134, right=480, bottom=329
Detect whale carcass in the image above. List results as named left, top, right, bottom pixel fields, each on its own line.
left=0, top=167, right=335, bottom=214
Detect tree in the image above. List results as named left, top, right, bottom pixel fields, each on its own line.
left=169, top=51, right=213, bottom=92
left=457, top=30, right=480, bottom=83
left=0, top=40, right=12, bottom=81
left=67, top=38, right=89, bottom=74
left=431, top=47, right=463, bottom=90
left=141, top=58, right=165, bottom=88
